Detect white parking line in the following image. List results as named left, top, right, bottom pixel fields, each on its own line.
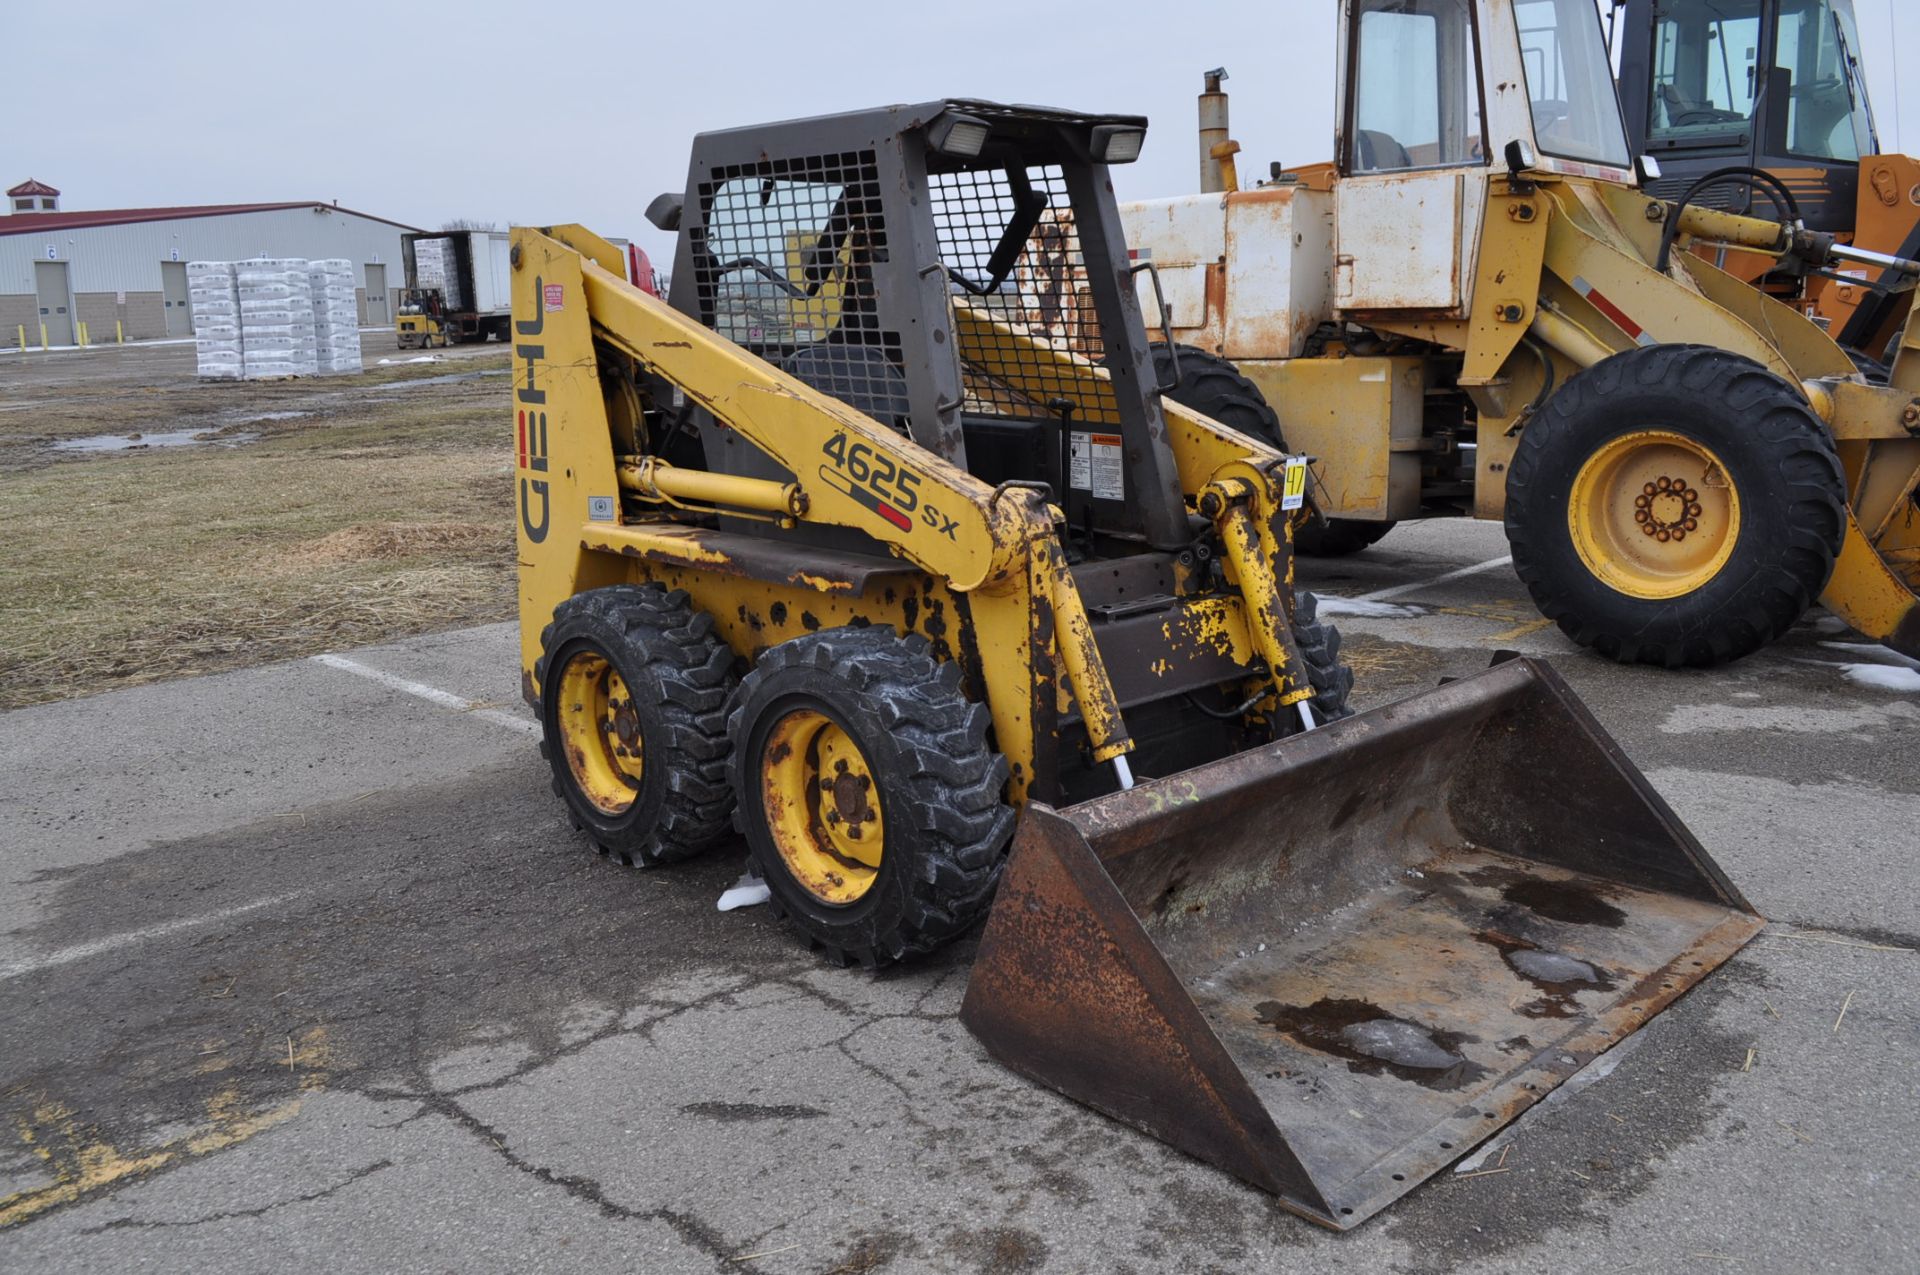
left=311, top=654, right=540, bottom=737
left=1354, top=554, right=1514, bottom=603
left=0, top=891, right=307, bottom=981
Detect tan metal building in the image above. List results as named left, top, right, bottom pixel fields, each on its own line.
left=0, top=182, right=420, bottom=346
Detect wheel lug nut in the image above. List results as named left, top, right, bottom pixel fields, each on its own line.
left=1634, top=495, right=1650, bottom=509
left=1672, top=529, right=1686, bottom=541
left=1656, top=529, right=1672, bottom=542
left=1641, top=522, right=1658, bottom=536
left=1687, top=502, right=1702, bottom=517
left=1657, top=476, right=1672, bottom=492
left=1643, top=482, right=1658, bottom=496
left=1684, top=488, right=1698, bottom=502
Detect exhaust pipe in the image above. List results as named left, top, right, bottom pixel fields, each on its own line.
left=1199, top=68, right=1231, bottom=194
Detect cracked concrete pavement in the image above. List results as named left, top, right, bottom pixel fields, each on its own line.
left=1, top=519, right=1915, bottom=1273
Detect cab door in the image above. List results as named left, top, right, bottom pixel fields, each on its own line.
left=1334, top=0, right=1489, bottom=314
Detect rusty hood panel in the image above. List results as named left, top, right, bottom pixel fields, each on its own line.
left=960, top=657, right=1763, bottom=1229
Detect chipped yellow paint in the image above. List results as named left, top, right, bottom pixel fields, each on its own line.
left=1, top=1027, right=332, bottom=1228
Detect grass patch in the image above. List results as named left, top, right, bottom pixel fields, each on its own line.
left=0, top=351, right=517, bottom=708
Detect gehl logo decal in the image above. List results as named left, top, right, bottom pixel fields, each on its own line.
left=516, top=279, right=549, bottom=543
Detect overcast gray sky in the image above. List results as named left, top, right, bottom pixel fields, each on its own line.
left=7, top=0, right=1916, bottom=263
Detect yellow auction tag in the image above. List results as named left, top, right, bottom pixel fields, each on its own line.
left=1281, top=457, right=1308, bottom=511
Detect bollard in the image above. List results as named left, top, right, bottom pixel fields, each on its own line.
left=77, top=321, right=88, bottom=347
left=15, top=325, right=23, bottom=353
left=40, top=323, right=48, bottom=351
left=116, top=320, right=124, bottom=344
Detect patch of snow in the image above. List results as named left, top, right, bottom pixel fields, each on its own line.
left=1820, top=641, right=1920, bottom=671
left=717, top=872, right=771, bottom=911
left=1839, top=663, right=1920, bottom=693
left=1313, top=596, right=1424, bottom=619
left=376, top=355, right=443, bottom=365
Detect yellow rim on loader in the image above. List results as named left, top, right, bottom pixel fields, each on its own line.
left=554, top=650, right=645, bottom=816
left=1567, top=430, right=1742, bottom=600
left=760, top=707, right=885, bottom=905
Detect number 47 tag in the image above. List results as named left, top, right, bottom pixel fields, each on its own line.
left=1280, top=457, right=1308, bottom=511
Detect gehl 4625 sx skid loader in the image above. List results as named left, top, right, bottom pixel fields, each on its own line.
left=511, top=101, right=1760, bottom=1228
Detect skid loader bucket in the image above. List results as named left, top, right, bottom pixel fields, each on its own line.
left=961, top=658, right=1762, bottom=1229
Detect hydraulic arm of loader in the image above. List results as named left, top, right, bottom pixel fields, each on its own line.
left=513, top=224, right=1323, bottom=778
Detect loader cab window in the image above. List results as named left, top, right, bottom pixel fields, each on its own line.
left=702, top=176, right=858, bottom=348
left=1345, top=0, right=1486, bottom=174
left=1773, top=0, right=1875, bottom=161
left=1514, top=0, right=1632, bottom=169
left=1645, top=0, right=1875, bottom=161
left=1646, top=0, right=1763, bottom=147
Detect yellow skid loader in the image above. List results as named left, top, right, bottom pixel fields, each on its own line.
left=512, top=100, right=1760, bottom=1228
left=1116, top=0, right=1920, bottom=667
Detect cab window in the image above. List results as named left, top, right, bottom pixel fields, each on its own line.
left=1514, top=0, right=1631, bottom=168
left=1347, top=0, right=1485, bottom=174
left=1774, top=0, right=1875, bottom=161
left=1647, top=0, right=1762, bottom=146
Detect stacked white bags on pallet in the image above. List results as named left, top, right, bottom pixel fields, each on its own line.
left=414, top=238, right=465, bottom=311
left=189, top=257, right=365, bottom=380
left=237, top=259, right=320, bottom=379
left=307, top=259, right=363, bottom=374
left=187, top=261, right=244, bottom=380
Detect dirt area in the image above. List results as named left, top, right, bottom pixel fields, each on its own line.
left=0, top=336, right=515, bottom=709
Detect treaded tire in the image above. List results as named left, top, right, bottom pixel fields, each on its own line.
left=536, top=584, right=737, bottom=865
left=1151, top=343, right=1396, bottom=557
left=1505, top=344, right=1846, bottom=668
left=727, top=628, right=1014, bottom=967
left=1290, top=589, right=1355, bottom=727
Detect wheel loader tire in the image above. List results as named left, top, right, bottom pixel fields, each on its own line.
left=536, top=584, right=738, bottom=866
left=1505, top=344, right=1847, bottom=668
left=1289, top=589, right=1355, bottom=728
left=1842, top=346, right=1890, bottom=386
left=727, top=627, right=1014, bottom=968
left=1151, top=343, right=1396, bottom=558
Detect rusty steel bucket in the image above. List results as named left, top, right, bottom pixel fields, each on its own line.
left=960, top=657, right=1762, bottom=1229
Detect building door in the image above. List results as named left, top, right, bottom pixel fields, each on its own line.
left=34, top=261, right=73, bottom=346
left=364, top=264, right=389, bottom=325
left=161, top=261, right=191, bottom=337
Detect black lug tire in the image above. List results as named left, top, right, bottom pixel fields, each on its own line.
left=727, top=628, right=1014, bottom=968
left=1842, top=346, right=1891, bottom=386
left=1151, top=343, right=1397, bottom=557
left=536, top=584, right=737, bottom=866
left=1504, top=344, right=1847, bottom=668
left=1289, top=589, right=1355, bottom=727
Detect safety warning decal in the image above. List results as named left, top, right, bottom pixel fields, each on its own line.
left=543, top=283, right=564, bottom=312
left=1070, top=432, right=1124, bottom=501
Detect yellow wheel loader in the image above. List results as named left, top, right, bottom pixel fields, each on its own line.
left=1116, top=0, right=1920, bottom=667
left=511, top=99, right=1759, bottom=1228
left=1614, top=0, right=1920, bottom=377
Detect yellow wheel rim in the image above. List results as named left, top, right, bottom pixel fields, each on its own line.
left=760, top=708, right=884, bottom=905
left=1568, top=430, right=1742, bottom=600
left=554, top=650, right=646, bottom=816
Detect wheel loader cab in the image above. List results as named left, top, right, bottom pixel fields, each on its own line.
left=1618, top=0, right=1879, bottom=232
left=1331, top=0, right=1633, bottom=318
left=1339, top=0, right=1631, bottom=184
